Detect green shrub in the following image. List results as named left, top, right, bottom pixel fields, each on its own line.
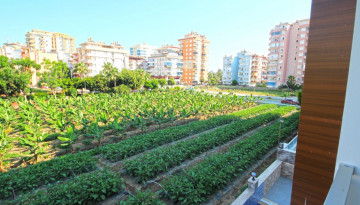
left=144, top=81, right=153, bottom=89
left=119, top=191, right=165, bottom=205
left=34, top=92, right=49, bottom=98
left=167, top=78, right=176, bottom=85
left=66, top=87, right=78, bottom=97
left=297, top=91, right=302, bottom=105
left=158, top=79, right=167, bottom=87
left=8, top=170, right=124, bottom=204
left=231, top=80, right=238, bottom=86
left=113, top=84, right=131, bottom=95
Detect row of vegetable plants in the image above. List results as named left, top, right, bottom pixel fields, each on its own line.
left=1, top=90, right=258, bottom=168
left=164, top=112, right=300, bottom=204
left=5, top=169, right=124, bottom=205
left=123, top=106, right=296, bottom=182
left=95, top=104, right=277, bottom=162
left=0, top=152, right=96, bottom=200
left=0, top=105, right=274, bottom=199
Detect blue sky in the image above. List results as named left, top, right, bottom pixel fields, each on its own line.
left=0, top=0, right=311, bottom=72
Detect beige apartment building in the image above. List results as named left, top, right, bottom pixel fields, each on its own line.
left=179, top=32, right=210, bottom=85
left=25, top=29, right=75, bottom=63
left=267, top=19, right=310, bottom=87
left=78, top=38, right=129, bottom=76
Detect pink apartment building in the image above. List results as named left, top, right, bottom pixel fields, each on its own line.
left=267, top=19, right=310, bottom=87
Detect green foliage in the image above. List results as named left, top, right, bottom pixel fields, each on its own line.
left=0, top=152, right=97, bottom=200
left=8, top=169, right=124, bottom=204
left=58, top=125, right=80, bottom=152
left=144, top=80, right=153, bottom=89
left=167, top=78, right=176, bottom=85
left=286, top=75, right=296, bottom=90
left=120, top=191, right=165, bottom=205
left=0, top=125, right=13, bottom=172
left=231, top=79, right=238, bottom=86
left=165, top=112, right=300, bottom=204
left=297, top=90, right=303, bottom=105
left=40, top=59, right=69, bottom=97
left=158, top=79, right=167, bottom=87
left=73, top=62, right=89, bottom=79
left=124, top=106, right=295, bottom=182
left=256, top=82, right=267, bottom=87
left=98, top=104, right=276, bottom=162
left=113, top=84, right=131, bottom=95
left=151, top=79, right=159, bottom=89
left=0, top=67, right=31, bottom=96
left=208, top=69, right=222, bottom=85
left=66, top=87, right=78, bottom=97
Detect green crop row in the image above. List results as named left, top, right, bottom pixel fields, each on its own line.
left=118, top=191, right=165, bottom=205
left=0, top=152, right=97, bottom=200
left=164, top=112, right=300, bottom=204
left=123, top=106, right=295, bottom=182
left=95, top=104, right=277, bottom=162
left=5, top=169, right=124, bottom=205
left=0, top=105, right=275, bottom=200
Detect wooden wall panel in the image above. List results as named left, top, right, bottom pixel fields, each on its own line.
left=291, top=0, right=357, bottom=204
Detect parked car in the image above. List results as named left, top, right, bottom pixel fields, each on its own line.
left=281, top=99, right=299, bottom=105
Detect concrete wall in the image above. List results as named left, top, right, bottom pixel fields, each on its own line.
left=336, top=0, right=360, bottom=176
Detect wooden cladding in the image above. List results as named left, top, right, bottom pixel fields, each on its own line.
left=291, top=0, right=357, bottom=204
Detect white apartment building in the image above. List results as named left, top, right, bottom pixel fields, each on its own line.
left=147, top=45, right=183, bottom=84
left=129, top=43, right=157, bottom=59
left=222, top=56, right=233, bottom=84
left=78, top=38, right=129, bottom=76
left=25, top=29, right=75, bottom=63
left=222, top=51, right=267, bottom=86
left=0, top=42, right=26, bottom=59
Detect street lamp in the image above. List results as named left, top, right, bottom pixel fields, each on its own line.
left=278, top=118, right=284, bottom=148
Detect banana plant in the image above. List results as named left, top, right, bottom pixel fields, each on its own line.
left=20, top=123, right=47, bottom=164
left=87, top=120, right=105, bottom=147
left=0, top=125, right=13, bottom=172
left=58, top=125, right=80, bottom=153
left=109, top=117, right=126, bottom=139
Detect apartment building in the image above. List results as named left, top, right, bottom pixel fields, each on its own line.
left=222, top=51, right=267, bottom=86
left=179, top=32, right=210, bottom=85
left=129, top=43, right=157, bottom=58
left=267, top=19, right=310, bottom=87
left=222, top=55, right=233, bottom=84
left=0, top=42, right=27, bottom=59
left=78, top=38, right=129, bottom=76
left=25, top=29, right=76, bottom=63
left=147, top=45, right=183, bottom=84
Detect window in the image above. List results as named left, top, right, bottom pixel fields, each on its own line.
left=280, top=42, right=284, bottom=46
left=277, top=77, right=281, bottom=81
left=301, top=28, right=306, bottom=31
left=299, top=46, right=304, bottom=50
left=301, top=34, right=306, bottom=38
left=298, top=59, right=303, bottom=63
left=281, top=37, right=285, bottom=40
left=297, top=65, right=302, bottom=68
left=300, top=40, right=305, bottom=44
left=278, top=71, right=282, bottom=74
left=279, top=60, right=283, bottom=63
left=299, top=52, right=303, bottom=56
left=281, top=31, right=286, bottom=34
left=297, top=71, right=302, bottom=75
left=278, top=66, right=282, bottom=69
left=296, top=77, right=301, bottom=81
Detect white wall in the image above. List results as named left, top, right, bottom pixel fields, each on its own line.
left=336, top=0, right=360, bottom=175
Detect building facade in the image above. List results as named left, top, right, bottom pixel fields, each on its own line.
left=267, top=19, right=310, bottom=87
left=129, top=43, right=157, bottom=58
left=25, top=29, right=76, bottom=63
left=179, top=32, right=210, bottom=85
left=147, top=45, right=183, bottom=84
left=222, top=55, right=233, bottom=84
left=0, top=42, right=27, bottom=59
left=78, top=38, right=129, bottom=76
left=222, top=51, right=267, bottom=86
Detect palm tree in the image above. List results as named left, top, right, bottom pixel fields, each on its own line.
left=101, top=62, right=118, bottom=87
left=74, top=62, right=89, bottom=79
